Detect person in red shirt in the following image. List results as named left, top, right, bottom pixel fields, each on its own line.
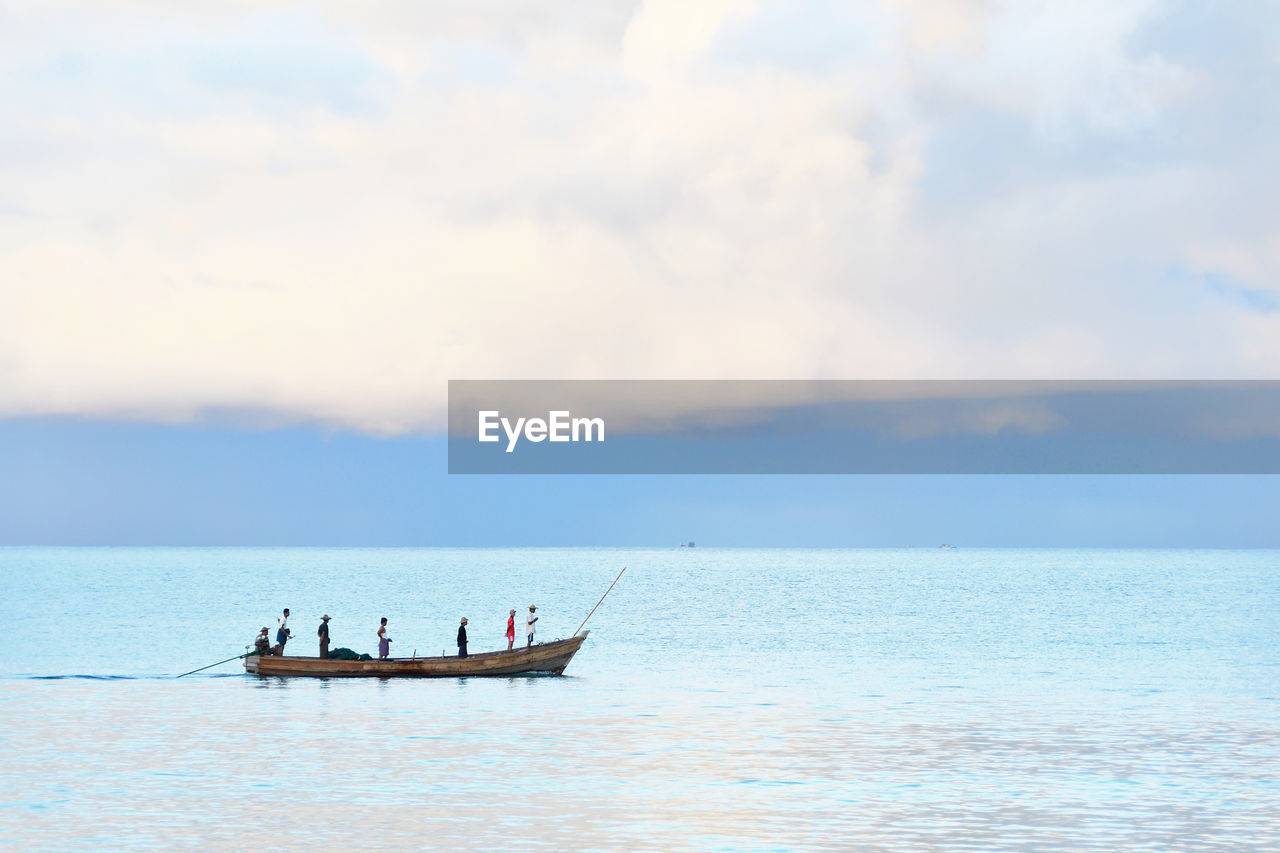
left=506, top=609, right=517, bottom=651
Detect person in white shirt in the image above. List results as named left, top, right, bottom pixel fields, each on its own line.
left=276, top=608, right=292, bottom=654
left=377, top=617, right=391, bottom=659
left=526, top=605, right=538, bottom=648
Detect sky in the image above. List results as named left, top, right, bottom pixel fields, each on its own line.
left=1, top=2, right=1278, bottom=544
left=4, top=417, right=1280, bottom=546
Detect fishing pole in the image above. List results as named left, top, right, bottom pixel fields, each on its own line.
left=574, top=566, right=626, bottom=636
left=175, top=650, right=253, bottom=678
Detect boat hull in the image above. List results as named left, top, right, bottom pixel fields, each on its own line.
left=244, top=631, right=589, bottom=678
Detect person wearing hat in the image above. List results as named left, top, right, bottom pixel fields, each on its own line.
left=254, top=627, right=271, bottom=656
left=457, top=617, right=469, bottom=659
left=506, top=609, right=517, bottom=651
left=526, top=605, right=538, bottom=648
left=317, top=615, right=331, bottom=659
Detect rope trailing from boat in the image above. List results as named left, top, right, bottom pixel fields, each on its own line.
left=176, top=650, right=251, bottom=678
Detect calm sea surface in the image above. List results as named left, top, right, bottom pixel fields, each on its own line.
left=0, top=547, right=1277, bottom=850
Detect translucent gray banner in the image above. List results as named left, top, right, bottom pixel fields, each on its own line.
left=447, top=380, right=1280, bottom=474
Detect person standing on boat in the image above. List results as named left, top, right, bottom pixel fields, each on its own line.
left=317, top=615, right=331, bottom=659
left=526, top=605, right=538, bottom=648
left=506, top=609, right=517, bottom=651
left=377, top=617, right=391, bottom=659
left=276, top=608, right=292, bottom=654
left=457, top=617, right=469, bottom=658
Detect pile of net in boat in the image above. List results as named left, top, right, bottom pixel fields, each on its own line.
left=328, top=648, right=374, bottom=661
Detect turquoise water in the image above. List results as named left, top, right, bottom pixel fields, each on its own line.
left=1, top=547, right=1277, bottom=849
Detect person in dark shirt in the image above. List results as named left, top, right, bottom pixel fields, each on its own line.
left=457, top=617, right=469, bottom=658
left=254, top=627, right=271, bottom=656
left=318, top=615, right=331, bottom=659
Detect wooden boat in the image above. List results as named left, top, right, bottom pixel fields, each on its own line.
left=244, top=631, right=590, bottom=678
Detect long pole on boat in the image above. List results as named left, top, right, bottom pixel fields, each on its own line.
left=176, top=651, right=250, bottom=678
left=574, top=566, right=626, bottom=636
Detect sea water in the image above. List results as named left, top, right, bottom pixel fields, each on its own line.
left=0, top=547, right=1276, bottom=850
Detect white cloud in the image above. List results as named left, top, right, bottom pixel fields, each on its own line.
left=0, top=0, right=1277, bottom=434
